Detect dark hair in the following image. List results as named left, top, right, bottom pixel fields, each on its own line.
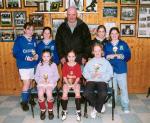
left=41, top=49, right=53, bottom=66
left=43, top=27, right=52, bottom=34
left=109, top=27, right=120, bottom=41
left=67, top=49, right=77, bottom=56
left=97, top=25, right=106, bottom=32
left=23, top=22, right=34, bottom=29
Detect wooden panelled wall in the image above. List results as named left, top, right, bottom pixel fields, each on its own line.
left=0, top=1, right=150, bottom=95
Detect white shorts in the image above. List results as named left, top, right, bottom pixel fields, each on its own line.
left=19, top=68, right=34, bottom=80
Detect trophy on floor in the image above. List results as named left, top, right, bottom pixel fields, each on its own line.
left=43, top=73, right=48, bottom=83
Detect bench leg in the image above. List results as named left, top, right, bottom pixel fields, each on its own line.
left=112, top=89, right=115, bottom=120
left=29, top=95, right=35, bottom=118
left=146, top=87, right=150, bottom=98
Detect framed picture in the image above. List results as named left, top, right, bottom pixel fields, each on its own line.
left=29, top=14, right=44, bottom=27
left=65, top=0, right=84, bottom=12
left=103, top=0, right=118, bottom=3
left=103, top=7, right=118, bottom=17
left=13, top=11, right=26, bottom=27
left=6, top=0, right=21, bottom=8
left=88, top=24, right=98, bottom=36
left=140, top=0, right=150, bottom=5
left=86, top=0, right=98, bottom=12
left=50, top=2, right=60, bottom=12
left=0, top=29, right=14, bottom=42
left=52, top=18, right=64, bottom=38
left=14, top=28, right=24, bottom=38
left=121, top=6, right=136, bottom=21
left=104, top=22, right=116, bottom=37
left=138, top=6, right=150, bottom=38
left=33, top=29, right=43, bottom=43
left=0, top=11, right=12, bottom=27
left=36, top=1, right=47, bottom=12
left=121, top=0, right=137, bottom=5
left=120, top=23, right=136, bottom=37
left=24, top=0, right=37, bottom=7
left=0, top=0, right=4, bottom=8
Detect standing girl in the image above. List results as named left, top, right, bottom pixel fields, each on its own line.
left=36, top=27, right=59, bottom=64
left=61, top=50, right=82, bottom=121
left=35, top=49, right=59, bottom=120
left=13, top=22, right=38, bottom=111
left=104, top=27, right=131, bottom=113
left=83, top=43, right=113, bottom=118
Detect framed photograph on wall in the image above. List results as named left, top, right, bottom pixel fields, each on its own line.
left=24, top=0, right=37, bottom=7
left=121, top=6, right=136, bottom=21
left=138, top=6, right=150, bottom=37
left=0, top=11, right=12, bottom=27
left=104, top=22, right=116, bottom=37
left=0, top=0, right=4, bottom=8
left=29, top=14, right=44, bottom=27
left=0, top=29, right=14, bottom=42
left=88, top=24, right=98, bottom=36
left=120, top=23, right=136, bottom=37
left=14, top=28, right=24, bottom=39
left=50, top=2, right=60, bottom=12
left=103, top=7, right=118, bottom=17
left=65, top=0, right=84, bottom=12
left=121, top=0, right=137, bottom=5
left=33, top=29, right=43, bottom=43
left=52, top=18, right=64, bottom=38
left=6, top=0, right=21, bottom=8
left=103, top=0, right=118, bottom=3
left=13, top=11, right=26, bottom=27
left=140, top=0, right=150, bottom=5
left=86, top=0, right=98, bottom=12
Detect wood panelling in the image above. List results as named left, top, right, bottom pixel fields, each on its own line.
left=0, top=1, right=150, bottom=95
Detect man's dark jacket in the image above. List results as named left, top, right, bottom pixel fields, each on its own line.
left=55, top=18, right=91, bottom=60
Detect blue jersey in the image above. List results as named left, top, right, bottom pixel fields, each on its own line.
left=13, top=36, right=38, bottom=69
left=104, top=40, right=131, bottom=74
left=36, top=40, right=59, bottom=64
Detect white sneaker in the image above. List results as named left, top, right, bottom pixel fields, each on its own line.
left=76, top=111, right=81, bottom=121
left=124, top=110, right=130, bottom=114
left=61, top=111, right=67, bottom=120
left=90, top=108, right=97, bottom=119
left=101, top=105, right=106, bottom=113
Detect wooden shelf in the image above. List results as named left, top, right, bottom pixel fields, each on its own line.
left=33, top=11, right=98, bottom=14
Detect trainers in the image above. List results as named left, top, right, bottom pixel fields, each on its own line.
left=123, top=110, right=130, bottom=114
left=90, top=108, right=97, bottom=119
left=61, top=111, right=67, bottom=121
left=20, top=102, right=29, bottom=111
left=48, top=111, right=54, bottom=120
left=101, top=105, right=106, bottom=113
left=40, top=110, right=46, bottom=120
left=76, top=111, right=81, bottom=121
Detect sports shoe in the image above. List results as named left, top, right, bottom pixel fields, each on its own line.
left=101, top=105, right=106, bottom=113
left=76, top=111, right=81, bottom=121
left=20, top=102, right=29, bottom=111
left=48, top=111, right=54, bottom=120
left=123, top=110, right=130, bottom=114
left=40, top=110, right=46, bottom=120
left=90, top=108, right=97, bottom=119
left=61, top=111, right=67, bottom=121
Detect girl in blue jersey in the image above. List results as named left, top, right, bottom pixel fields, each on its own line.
left=36, top=27, right=59, bottom=64
left=104, top=27, right=131, bottom=113
left=13, top=22, right=38, bottom=111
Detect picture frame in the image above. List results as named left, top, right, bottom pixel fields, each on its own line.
left=121, top=0, right=137, bottom=5
left=121, top=6, right=136, bottom=21
left=103, top=7, right=118, bottom=17
left=86, top=0, right=98, bottom=12
left=138, top=6, right=150, bottom=38
left=36, top=1, right=47, bottom=12
left=65, top=0, right=84, bottom=12
left=13, top=11, right=26, bottom=27
left=52, top=18, right=64, bottom=39
left=6, top=0, right=21, bottom=8
left=14, top=28, right=24, bottom=39
left=120, top=23, right=136, bottom=37
left=50, top=2, right=60, bottom=12
left=104, top=22, right=116, bottom=37
left=0, top=11, right=12, bottom=27
left=0, top=29, right=14, bottom=42
left=0, top=0, right=4, bottom=8
left=24, top=0, right=37, bottom=7
left=29, top=14, right=44, bottom=27
left=140, top=0, right=150, bottom=5
left=88, top=24, right=99, bottom=36
left=103, top=0, right=118, bottom=3
left=33, top=29, right=43, bottom=43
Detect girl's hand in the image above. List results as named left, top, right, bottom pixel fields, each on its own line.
left=106, top=54, right=116, bottom=60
